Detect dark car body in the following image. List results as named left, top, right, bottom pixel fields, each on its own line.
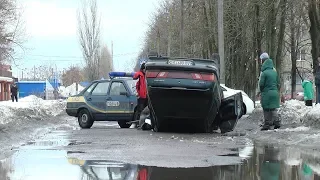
left=145, top=55, right=244, bottom=133
left=66, top=78, right=138, bottom=128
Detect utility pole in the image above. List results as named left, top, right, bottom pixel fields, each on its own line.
left=218, top=0, right=225, bottom=84
left=180, top=0, right=184, bottom=57
left=111, top=41, right=114, bottom=71
left=167, top=5, right=173, bottom=57
left=33, top=65, right=36, bottom=80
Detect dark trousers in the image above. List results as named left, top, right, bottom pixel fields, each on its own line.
left=305, top=100, right=312, bottom=106
left=11, top=94, right=18, bottom=102
left=135, top=98, right=148, bottom=126
left=263, top=109, right=279, bottom=127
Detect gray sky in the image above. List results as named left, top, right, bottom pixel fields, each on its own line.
left=13, top=0, right=161, bottom=78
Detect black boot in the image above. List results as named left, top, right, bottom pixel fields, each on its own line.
left=261, top=125, right=270, bottom=131
left=274, top=125, right=281, bottom=129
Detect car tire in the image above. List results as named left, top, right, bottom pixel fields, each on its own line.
left=78, top=109, right=94, bottom=129
left=199, top=120, right=213, bottom=133
left=149, top=107, right=164, bottom=132
left=118, top=121, right=130, bottom=128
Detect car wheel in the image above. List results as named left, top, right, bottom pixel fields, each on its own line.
left=118, top=121, right=131, bottom=128
left=78, top=109, right=94, bottom=129
left=149, top=107, right=164, bottom=132
left=199, top=120, right=213, bottom=133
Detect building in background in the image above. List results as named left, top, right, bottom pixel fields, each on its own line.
left=0, top=64, right=14, bottom=101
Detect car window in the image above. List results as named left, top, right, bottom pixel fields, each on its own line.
left=91, top=82, right=110, bottom=96
left=126, top=79, right=138, bottom=94
left=109, top=82, right=127, bottom=96
left=83, top=83, right=97, bottom=96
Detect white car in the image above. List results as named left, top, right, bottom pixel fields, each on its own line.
left=220, top=84, right=254, bottom=114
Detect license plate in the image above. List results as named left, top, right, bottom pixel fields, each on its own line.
left=168, top=60, right=193, bottom=66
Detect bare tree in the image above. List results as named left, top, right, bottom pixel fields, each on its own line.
left=0, top=0, right=25, bottom=63
left=77, top=0, right=101, bottom=81
left=137, top=0, right=318, bottom=100
left=98, top=45, right=113, bottom=78
left=61, top=66, right=84, bottom=86
left=21, top=63, right=59, bottom=81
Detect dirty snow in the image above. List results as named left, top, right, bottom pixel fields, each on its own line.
left=278, top=100, right=312, bottom=125
left=250, top=100, right=320, bottom=128
left=0, top=95, right=66, bottom=125
left=278, top=126, right=310, bottom=132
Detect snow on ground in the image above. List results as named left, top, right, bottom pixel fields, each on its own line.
left=0, top=95, right=66, bottom=125
left=278, top=100, right=313, bottom=125
left=59, top=83, right=84, bottom=97
left=302, top=104, right=320, bottom=128
left=250, top=100, right=320, bottom=127
left=239, top=99, right=320, bottom=151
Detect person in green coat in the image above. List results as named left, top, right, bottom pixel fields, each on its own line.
left=302, top=79, right=314, bottom=106
left=259, top=53, right=281, bottom=131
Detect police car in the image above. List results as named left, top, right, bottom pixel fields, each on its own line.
left=66, top=72, right=138, bottom=129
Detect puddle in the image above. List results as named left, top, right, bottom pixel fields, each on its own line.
left=2, top=140, right=320, bottom=179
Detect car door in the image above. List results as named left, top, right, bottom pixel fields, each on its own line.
left=106, top=81, right=131, bottom=120
left=86, top=81, right=110, bottom=121
left=218, top=92, right=244, bottom=133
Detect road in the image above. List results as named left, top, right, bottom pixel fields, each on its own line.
left=1, top=114, right=320, bottom=179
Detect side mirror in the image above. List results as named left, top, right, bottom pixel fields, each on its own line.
left=120, top=91, right=128, bottom=96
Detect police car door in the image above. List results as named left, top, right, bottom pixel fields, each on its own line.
left=87, top=81, right=110, bottom=120
left=107, top=81, right=131, bottom=120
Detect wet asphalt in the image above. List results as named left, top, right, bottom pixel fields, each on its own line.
left=2, top=114, right=320, bottom=179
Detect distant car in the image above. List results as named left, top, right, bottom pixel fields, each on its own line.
left=220, top=84, right=254, bottom=114
left=66, top=76, right=138, bottom=129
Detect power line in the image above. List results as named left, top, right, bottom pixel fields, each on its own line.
left=24, top=52, right=140, bottom=59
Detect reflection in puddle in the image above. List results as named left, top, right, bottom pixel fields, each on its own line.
left=1, top=142, right=320, bottom=179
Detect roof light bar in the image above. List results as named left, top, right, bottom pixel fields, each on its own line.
left=109, top=72, right=135, bottom=79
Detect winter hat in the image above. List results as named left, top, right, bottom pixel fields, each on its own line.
left=260, top=53, right=269, bottom=61
left=140, top=63, right=146, bottom=70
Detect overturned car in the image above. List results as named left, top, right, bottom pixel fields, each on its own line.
left=144, top=54, right=244, bottom=133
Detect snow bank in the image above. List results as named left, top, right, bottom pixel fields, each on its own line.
left=302, top=104, right=320, bottom=128
left=248, top=100, right=312, bottom=125
left=59, top=83, right=84, bottom=97
left=249, top=99, right=320, bottom=128
left=278, top=100, right=312, bottom=125
left=0, top=95, right=66, bottom=125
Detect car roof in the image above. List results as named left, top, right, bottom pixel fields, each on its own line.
left=91, top=77, right=134, bottom=83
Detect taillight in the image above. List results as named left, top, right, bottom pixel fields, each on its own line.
left=191, top=73, right=202, bottom=80
left=146, top=71, right=215, bottom=81
left=191, top=73, right=215, bottom=81
left=146, top=71, right=159, bottom=78
left=157, top=72, right=168, bottom=78
left=201, top=73, right=215, bottom=81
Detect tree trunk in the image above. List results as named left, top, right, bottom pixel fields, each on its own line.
left=269, top=2, right=277, bottom=61
left=308, top=0, right=320, bottom=76
left=290, top=3, right=297, bottom=99
left=157, top=27, right=160, bottom=55
left=167, top=6, right=173, bottom=57
left=180, top=0, right=184, bottom=57
left=275, top=0, right=287, bottom=92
